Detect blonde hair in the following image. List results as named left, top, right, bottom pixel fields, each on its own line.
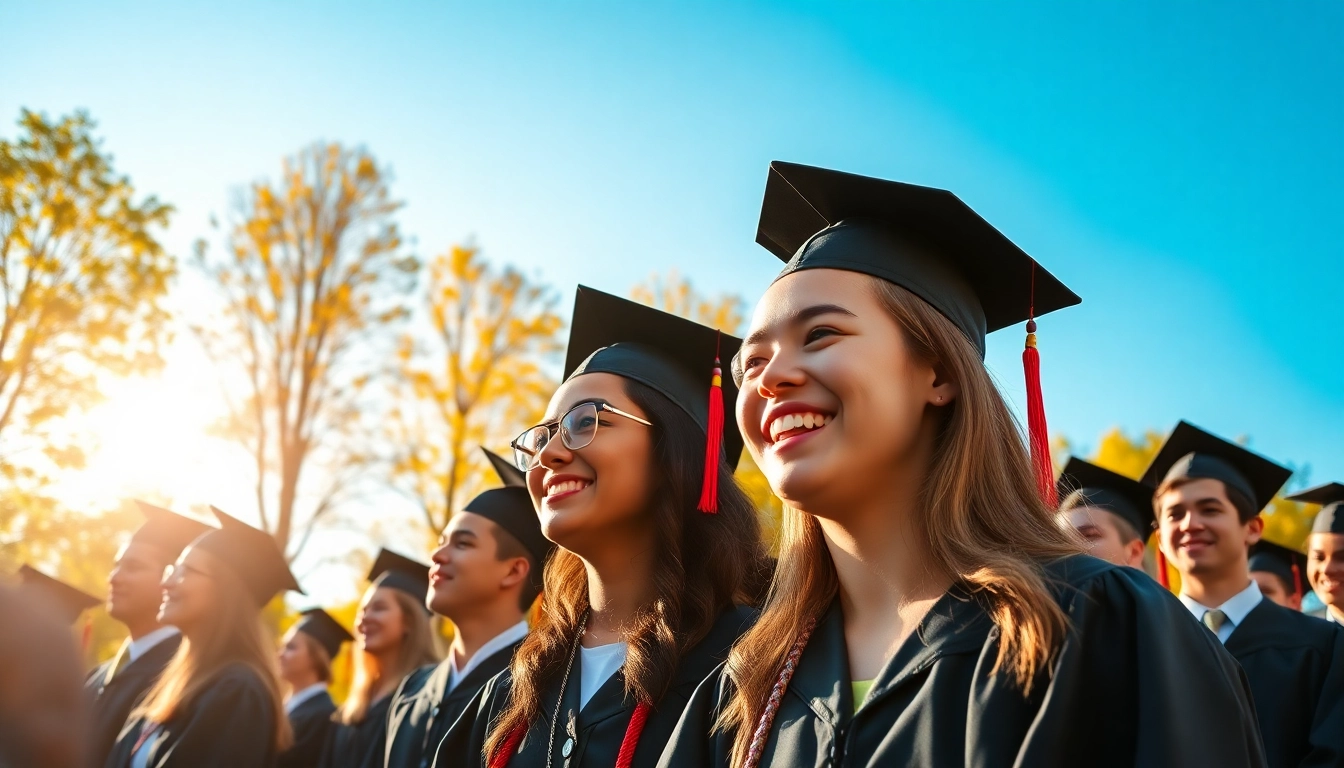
left=336, top=586, right=440, bottom=725
left=294, top=629, right=334, bottom=684
left=719, top=276, right=1081, bottom=764
left=134, top=550, right=291, bottom=751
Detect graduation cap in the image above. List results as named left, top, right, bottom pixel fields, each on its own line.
left=1056, top=457, right=1155, bottom=538
left=129, top=500, right=212, bottom=560
left=293, top=608, right=353, bottom=660
left=1288, top=482, right=1344, bottom=535
left=463, top=448, right=553, bottom=574
left=1248, top=540, right=1306, bottom=601
left=191, top=507, right=302, bottom=606
left=368, top=548, right=431, bottom=608
left=17, top=565, right=101, bottom=625
left=1140, top=421, right=1291, bottom=513
left=564, top=285, right=744, bottom=512
left=755, top=161, right=1080, bottom=504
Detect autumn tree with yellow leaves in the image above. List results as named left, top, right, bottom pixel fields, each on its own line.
left=388, top=245, right=562, bottom=540
left=194, top=143, right=418, bottom=558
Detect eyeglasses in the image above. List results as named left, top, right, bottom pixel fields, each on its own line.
left=510, top=401, right=652, bottom=470
left=162, top=562, right=212, bottom=584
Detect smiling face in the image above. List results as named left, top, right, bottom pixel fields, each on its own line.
left=1307, top=532, right=1344, bottom=613
left=355, top=586, right=409, bottom=656
left=428, top=512, right=526, bottom=619
left=526, top=373, right=657, bottom=556
left=108, top=540, right=174, bottom=626
left=277, top=624, right=318, bottom=686
left=735, top=269, right=953, bottom=515
left=1156, top=478, right=1261, bottom=580
left=158, top=545, right=220, bottom=633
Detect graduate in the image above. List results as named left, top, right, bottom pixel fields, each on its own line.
left=1249, top=540, right=1308, bottom=611
left=85, top=502, right=209, bottom=768
left=1144, top=421, right=1344, bottom=768
left=319, top=550, right=440, bottom=768
left=1055, top=456, right=1154, bottom=570
left=278, top=609, right=352, bottom=768
left=434, top=287, right=770, bottom=768
left=0, top=583, right=90, bottom=768
left=658, top=162, right=1264, bottom=768
left=384, top=448, right=554, bottom=768
left=104, top=506, right=299, bottom=768
left=1290, top=483, right=1344, bottom=625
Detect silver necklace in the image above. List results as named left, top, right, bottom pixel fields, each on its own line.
left=546, top=611, right=588, bottom=768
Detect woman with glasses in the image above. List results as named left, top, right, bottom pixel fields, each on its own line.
left=657, top=163, right=1265, bottom=768
left=433, top=286, right=771, bottom=768
left=104, top=507, right=299, bottom=768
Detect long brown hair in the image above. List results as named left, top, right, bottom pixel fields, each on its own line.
left=135, top=549, right=292, bottom=751
left=720, top=276, right=1081, bottom=765
left=337, top=585, right=441, bottom=724
left=484, top=378, right=770, bottom=759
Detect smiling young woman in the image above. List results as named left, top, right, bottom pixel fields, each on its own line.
left=433, top=287, right=771, bottom=768
left=656, top=162, right=1266, bottom=768
left=320, top=550, right=441, bottom=768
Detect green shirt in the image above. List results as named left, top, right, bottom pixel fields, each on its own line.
left=852, top=679, right=874, bottom=714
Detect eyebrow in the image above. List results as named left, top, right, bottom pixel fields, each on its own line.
left=450, top=530, right=478, bottom=541
left=547, top=397, right=611, bottom=419
left=743, top=303, right=858, bottom=347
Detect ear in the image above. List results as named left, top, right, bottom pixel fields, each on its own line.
left=927, top=362, right=960, bottom=407
left=1123, top=538, right=1147, bottom=569
left=1245, top=515, right=1265, bottom=545
left=499, top=557, right=529, bottom=592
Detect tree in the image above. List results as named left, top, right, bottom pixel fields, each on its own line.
left=630, top=271, right=784, bottom=549
left=0, top=109, right=174, bottom=482
left=194, top=143, right=418, bottom=558
left=388, top=245, right=562, bottom=540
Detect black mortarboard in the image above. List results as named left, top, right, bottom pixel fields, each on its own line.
left=756, top=161, right=1080, bottom=359
left=1056, top=457, right=1155, bottom=538
left=1140, top=421, right=1291, bottom=513
left=367, top=549, right=431, bottom=607
left=191, top=507, right=302, bottom=606
left=464, top=448, right=553, bottom=574
left=564, top=286, right=743, bottom=511
left=17, top=565, right=101, bottom=625
left=129, top=501, right=212, bottom=559
left=293, top=608, right=353, bottom=659
left=1248, top=540, right=1307, bottom=599
left=1288, top=482, right=1344, bottom=535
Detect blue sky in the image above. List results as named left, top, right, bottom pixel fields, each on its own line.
left=5, top=2, right=1342, bottom=533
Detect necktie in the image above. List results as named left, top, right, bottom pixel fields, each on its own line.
left=1202, top=609, right=1229, bottom=634
left=103, top=640, right=132, bottom=686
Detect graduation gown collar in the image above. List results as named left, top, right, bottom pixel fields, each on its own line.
left=791, top=586, right=993, bottom=726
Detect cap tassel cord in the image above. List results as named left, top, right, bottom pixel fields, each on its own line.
left=1292, top=562, right=1303, bottom=601
left=1156, top=548, right=1171, bottom=590
left=488, top=700, right=651, bottom=768
left=698, top=333, right=725, bottom=514
left=1023, top=264, right=1056, bottom=507
left=488, top=726, right=526, bottom=768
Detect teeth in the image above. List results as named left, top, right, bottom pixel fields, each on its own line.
left=547, top=479, right=591, bottom=497
left=768, top=412, right=831, bottom=442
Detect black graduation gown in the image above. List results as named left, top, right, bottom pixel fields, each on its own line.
left=1223, top=598, right=1344, bottom=768
left=434, top=605, right=757, bottom=768
left=84, top=634, right=182, bottom=768
left=658, top=555, right=1267, bottom=768
left=319, top=693, right=393, bottom=768
left=386, top=641, right=522, bottom=768
left=102, top=661, right=279, bottom=768
left=279, top=690, right=337, bottom=768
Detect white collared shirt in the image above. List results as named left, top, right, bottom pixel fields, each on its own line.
left=578, top=641, right=628, bottom=711
left=446, top=620, right=529, bottom=694
left=285, top=683, right=329, bottom=714
left=128, top=626, right=179, bottom=663
left=1179, top=580, right=1263, bottom=644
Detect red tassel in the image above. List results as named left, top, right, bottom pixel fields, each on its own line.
left=615, top=701, right=652, bottom=768
left=697, top=334, right=724, bottom=514
left=1023, top=319, right=1055, bottom=507
left=1156, top=548, right=1171, bottom=591
left=1292, top=562, right=1303, bottom=601
left=489, top=727, right=525, bottom=768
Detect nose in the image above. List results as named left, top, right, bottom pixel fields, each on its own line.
left=536, top=430, right=574, bottom=469
left=755, top=345, right=805, bottom=398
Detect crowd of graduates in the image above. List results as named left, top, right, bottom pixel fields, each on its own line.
left=2, top=161, right=1342, bottom=768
